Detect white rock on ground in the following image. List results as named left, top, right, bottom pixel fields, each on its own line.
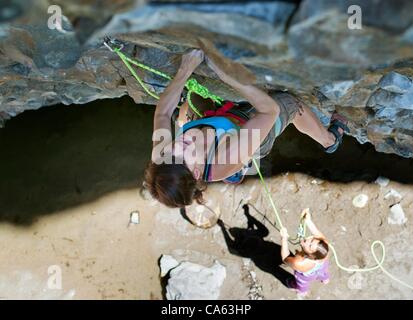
left=129, top=211, right=140, bottom=224
left=162, top=258, right=226, bottom=300
left=159, top=255, right=180, bottom=277
left=375, top=176, right=390, bottom=187
left=352, top=194, right=369, bottom=208
left=384, top=189, right=403, bottom=201
left=388, top=204, right=408, bottom=225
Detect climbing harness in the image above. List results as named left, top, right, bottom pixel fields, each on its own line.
left=105, top=37, right=413, bottom=291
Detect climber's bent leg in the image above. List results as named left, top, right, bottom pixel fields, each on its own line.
left=291, top=102, right=336, bottom=149
left=250, top=92, right=303, bottom=160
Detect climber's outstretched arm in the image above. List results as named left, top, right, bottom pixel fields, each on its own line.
left=152, top=50, right=204, bottom=149
left=302, top=209, right=326, bottom=240
left=280, top=227, right=306, bottom=272
left=280, top=227, right=292, bottom=262
left=206, top=57, right=279, bottom=114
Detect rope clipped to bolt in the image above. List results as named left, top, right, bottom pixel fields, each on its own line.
left=104, top=37, right=223, bottom=118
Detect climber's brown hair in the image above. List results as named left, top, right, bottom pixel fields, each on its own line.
left=143, top=158, right=206, bottom=208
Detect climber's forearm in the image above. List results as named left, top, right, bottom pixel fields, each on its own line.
left=306, top=219, right=325, bottom=239
left=206, top=57, right=278, bottom=115
left=281, top=237, right=291, bottom=262
left=220, top=76, right=279, bottom=116
left=152, top=67, right=192, bottom=150
left=155, top=66, right=192, bottom=119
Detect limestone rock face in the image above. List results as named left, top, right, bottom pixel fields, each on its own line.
left=1, top=0, right=413, bottom=157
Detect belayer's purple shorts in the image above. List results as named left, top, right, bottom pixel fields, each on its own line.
left=289, top=261, right=330, bottom=294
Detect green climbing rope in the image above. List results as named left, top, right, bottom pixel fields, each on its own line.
left=115, top=48, right=161, bottom=100
left=112, top=47, right=223, bottom=118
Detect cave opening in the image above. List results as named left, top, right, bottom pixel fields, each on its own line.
left=0, top=96, right=412, bottom=225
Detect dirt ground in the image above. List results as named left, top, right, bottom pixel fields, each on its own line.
left=0, top=97, right=412, bottom=299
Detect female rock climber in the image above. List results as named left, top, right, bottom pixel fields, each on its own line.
left=144, top=48, right=349, bottom=208
left=280, top=208, right=330, bottom=296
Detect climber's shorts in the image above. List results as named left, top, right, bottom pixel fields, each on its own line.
left=236, top=92, right=304, bottom=160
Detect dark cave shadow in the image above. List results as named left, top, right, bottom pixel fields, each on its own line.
left=218, top=204, right=294, bottom=287
left=0, top=96, right=412, bottom=226
left=246, top=125, right=413, bottom=184
left=0, top=96, right=154, bottom=225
